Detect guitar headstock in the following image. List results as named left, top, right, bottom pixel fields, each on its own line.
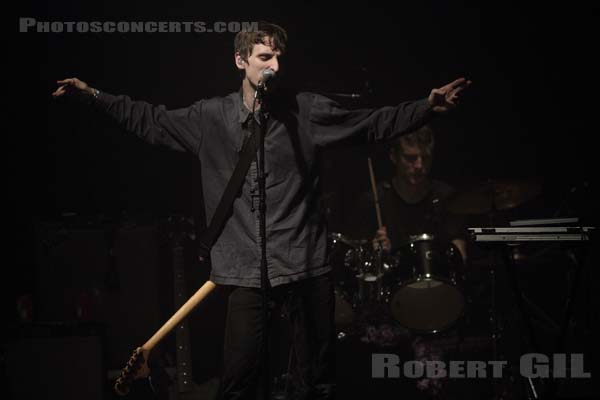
left=113, top=347, right=151, bottom=396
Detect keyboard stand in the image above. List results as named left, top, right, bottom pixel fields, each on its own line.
left=468, top=226, right=595, bottom=399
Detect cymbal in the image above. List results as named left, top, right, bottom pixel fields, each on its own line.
left=445, top=179, right=542, bottom=214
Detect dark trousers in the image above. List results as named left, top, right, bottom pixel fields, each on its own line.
left=220, top=272, right=336, bottom=400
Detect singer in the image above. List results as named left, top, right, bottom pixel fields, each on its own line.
left=52, top=21, right=471, bottom=400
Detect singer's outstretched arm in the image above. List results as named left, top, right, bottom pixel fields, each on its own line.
left=53, top=77, right=202, bottom=153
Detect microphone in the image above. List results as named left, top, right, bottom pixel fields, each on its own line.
left=258, top=69, right=276, bottom=90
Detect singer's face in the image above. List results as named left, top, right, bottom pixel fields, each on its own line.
left=391, top=144, right=432, bottom=185
left=240, top=38, right=281, bottom=87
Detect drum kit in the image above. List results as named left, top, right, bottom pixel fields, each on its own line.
left=329, top=179, right=542, bottom=338
left=331, top=231, right=465, bottom=336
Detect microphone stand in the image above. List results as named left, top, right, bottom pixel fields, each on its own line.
left=253, top=83, right=271, bottom=400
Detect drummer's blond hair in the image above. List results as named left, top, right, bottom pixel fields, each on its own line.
left=392, top=125, right=435, bottom=154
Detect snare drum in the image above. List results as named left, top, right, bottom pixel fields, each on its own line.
left=384, top=233, right=465, bottom=333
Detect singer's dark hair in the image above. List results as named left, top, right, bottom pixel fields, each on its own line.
left=234, top=21, right=287, bottom=61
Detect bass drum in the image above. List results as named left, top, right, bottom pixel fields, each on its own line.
left=384, top=233, right=465, bottom=333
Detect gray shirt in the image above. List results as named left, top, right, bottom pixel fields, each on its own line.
left=92, top=88, right=433, bottom=287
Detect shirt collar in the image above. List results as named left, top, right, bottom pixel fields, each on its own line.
left=236, top=88, right=252, bottom=125
left=236, top=87, right=269, bottom=126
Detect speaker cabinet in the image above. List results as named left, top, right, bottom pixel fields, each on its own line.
left=6, top=328, right=104, bottom=400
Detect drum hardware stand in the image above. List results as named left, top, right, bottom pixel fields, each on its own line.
left=520, top=294, right=560, bottom=334
left=484, top=245, right=520, bottom=400
left=374, top=241, right=384, bottom=302
left=485, top=181, right=502, bottom=366
left=365, top=157, right=385, bottom=304
left=501, top=245, right=543, bottom=400
left=555, top=248, right=588, bottom=352
left=542, top=245, right=590, bottom=400
left=356, top=247, right=385, bottom=305
left=485, top=184, right=541, bottom=400
left=469, top=243, right=541, bottom=400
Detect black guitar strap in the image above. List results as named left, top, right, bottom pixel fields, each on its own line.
left=197, top=130, right=257, bottom=258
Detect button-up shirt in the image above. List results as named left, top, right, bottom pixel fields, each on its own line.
left=93, top=88, right=433, bottom=287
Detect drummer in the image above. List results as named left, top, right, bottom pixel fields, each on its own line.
left=362, top=124, right=469, bottom=399
left=370, top=124, right=467, bottom=262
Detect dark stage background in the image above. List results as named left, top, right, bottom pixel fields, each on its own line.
left=5, top=1, right=599, bottom=399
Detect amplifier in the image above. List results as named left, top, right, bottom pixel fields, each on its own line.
left=6, top=324, right=104, bottom=400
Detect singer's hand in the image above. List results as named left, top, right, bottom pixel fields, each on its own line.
left=372, top=226, right=391, bottom=252
left=428, top=77, right=472, bottom=113
left=52, top=77, right=93, bottom=98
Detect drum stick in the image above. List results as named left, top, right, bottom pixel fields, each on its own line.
left=367, top=157, right=383, bottom=229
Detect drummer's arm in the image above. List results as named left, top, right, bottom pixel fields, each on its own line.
left=451, top=238, right=468, bottom=264
left=373, top=226, right=392, bottom=253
